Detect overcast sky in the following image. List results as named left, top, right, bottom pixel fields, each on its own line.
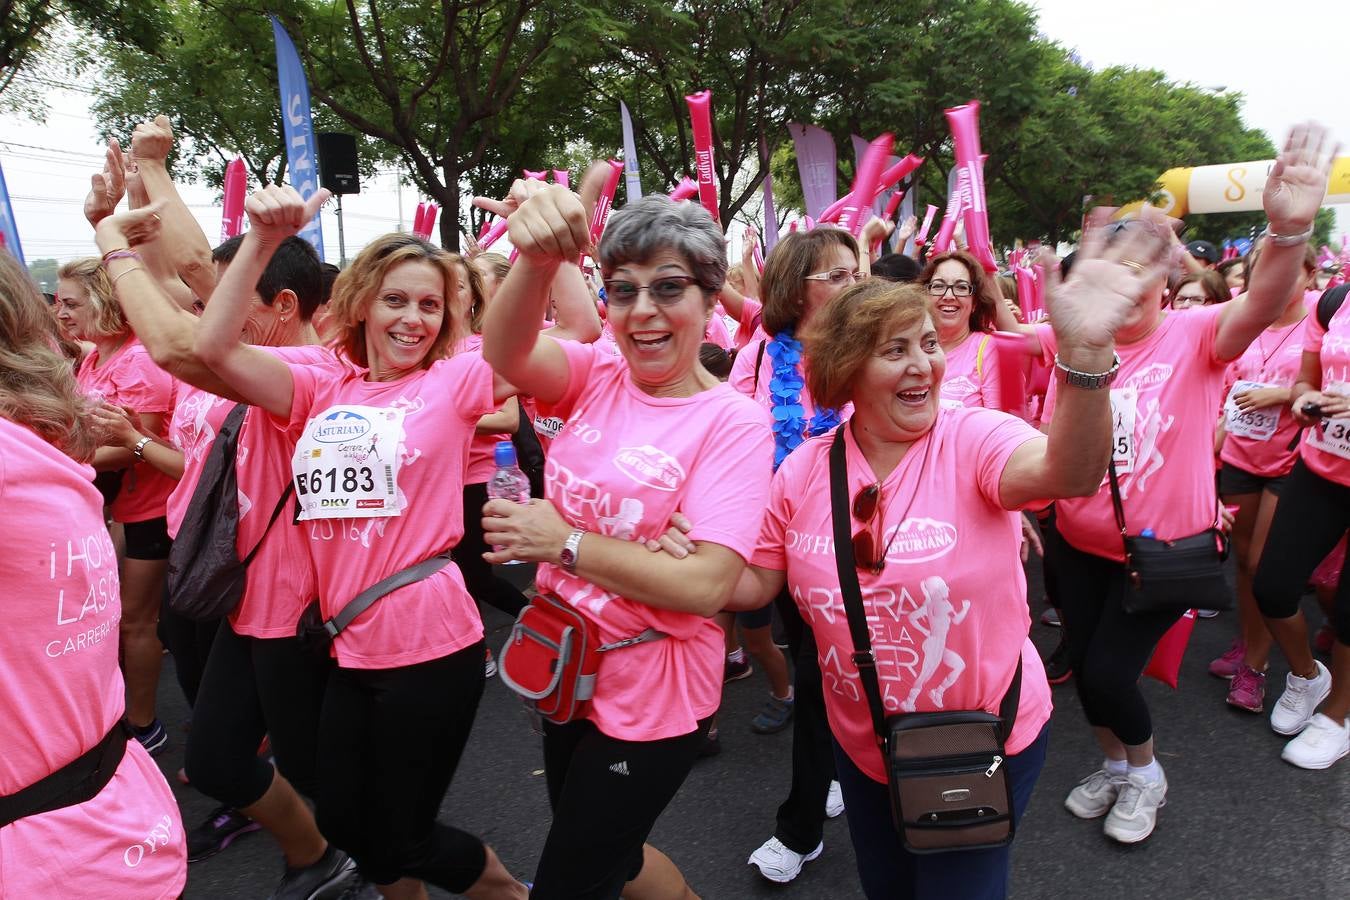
left=2, top=0, right=1344, bottom=267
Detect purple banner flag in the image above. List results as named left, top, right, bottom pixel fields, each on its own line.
left=788, top=124, right=836, bottom=220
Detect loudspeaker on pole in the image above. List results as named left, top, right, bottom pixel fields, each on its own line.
left=317, top=132, right=360, bottom=195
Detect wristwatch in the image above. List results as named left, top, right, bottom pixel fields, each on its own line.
left=559, top=529, right=586, bottom=574
left=132, top=436, right=153, bottom=460
left=1054, top=353, right=1121, bottom=390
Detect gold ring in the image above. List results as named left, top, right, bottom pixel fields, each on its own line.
left=152, top=213, right=162, bottom=223
left=1121, top=259, right=1145, bottom=272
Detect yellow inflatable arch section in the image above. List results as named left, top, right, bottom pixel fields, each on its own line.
left=1136, top=157, right=1350, bottom=218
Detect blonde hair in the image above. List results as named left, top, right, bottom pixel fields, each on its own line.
left=58, top=257, right=127, bottom=340
left=803, top=281, right=934, bottom=410
left=325, top=234, right=466, bottom=368
left=0, top=252, right=97, bottom=460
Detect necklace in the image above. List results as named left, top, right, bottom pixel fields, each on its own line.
left=767, top=329, right=841, bottom=470
left=1255, top=319, right=1301, bottom=379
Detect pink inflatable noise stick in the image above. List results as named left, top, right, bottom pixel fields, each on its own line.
left=668, top=176, right=699, bottom=202
left=221, top=157, right=247, bottom=242
left=684, top=90, right=720, bottom=223
left=523, top=169, right=548, bottom=181
left=945, top=102, right=997, bottom=273
left=818, top=153, right=923, bottom=224
left=552, top=169, right=570, bottom=188
left=836, top=134, right=894, bottom=236
left=932, top=168, right=970, bottom=254
left=419, top=203, right=439, bottom=241
left=989, top=331, right=1029, bottom=415
left=873, top=190, right=906, bottom=254
left=915, top=204, right=939, bottom=246
left=579, top=159, right=624, bottom=264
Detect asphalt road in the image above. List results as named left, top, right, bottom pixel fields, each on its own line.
left=161, top=561, right=1350, bottom=899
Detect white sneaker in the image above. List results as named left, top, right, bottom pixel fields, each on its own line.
left=484, top=650, right=497, bottom=679
left=1064, top=768, right=1125, bottom=819
left=1281, top=713, right=1350, bottom=770
left=747, top=837, right=822, bottom=883
left=1270, top=660, right=1331, bottom=735
left=825, top=780, right=844, bottom=818
left=1103, top=769, right=1168, bottom=844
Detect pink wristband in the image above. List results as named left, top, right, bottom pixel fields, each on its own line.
left=101, top=249, right=141, bottom=266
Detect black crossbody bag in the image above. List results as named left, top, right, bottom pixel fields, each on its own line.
left=1108, top=461, right=1231, bottom=615
left=828, top=430, right=1020, bottom=854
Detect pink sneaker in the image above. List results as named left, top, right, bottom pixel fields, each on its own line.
left=1208, top=639, right=1246, bottom=680
left=1226, top=665, right=1266, bottom=713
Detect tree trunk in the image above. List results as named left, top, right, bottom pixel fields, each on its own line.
left=439, top=159, right=462, bottom=251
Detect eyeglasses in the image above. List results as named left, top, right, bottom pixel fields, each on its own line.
left=602, top=275, right=699, bottom=307
left=927, top=280, right=973, bottom=297
left=804, top=267, right=863, bottom=286
left=1170, top=294, right=1212, bottom=308
left=851, top=482, right=887, bottom=574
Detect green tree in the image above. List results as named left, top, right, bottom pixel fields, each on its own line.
left=26, top=257, right=59, bottom=292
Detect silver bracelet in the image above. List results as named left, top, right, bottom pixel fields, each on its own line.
left=132, top=436, right=153, bottom=459
left=1262, top=225, right=1314, bottom=247
left=1053, top=353, right=1121, bottom=390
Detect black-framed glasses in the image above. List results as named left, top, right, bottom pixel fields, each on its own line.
left=804, top=267, right=863, bottom=286
left=1170, top=294, right=1212, bottom=309
left=602, top=275, right=698, bottom=307
left=851, top=482, right=886, bottom=574
left=927, top=279, right=973, bottom=297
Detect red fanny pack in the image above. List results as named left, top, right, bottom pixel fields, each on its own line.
left=498, top=593, right=665, bottom=724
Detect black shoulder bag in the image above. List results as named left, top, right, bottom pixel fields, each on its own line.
left=828, top=429, right=1020, bottom=854
left=1108, top=461, right=1231, bottom=615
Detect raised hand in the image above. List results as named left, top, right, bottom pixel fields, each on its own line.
left=131, top=115, right=174, bottom=166
left=83, top=140, right=128, bottom=227
left=498, top=161, right=607, bottom=264
left=94, top=202, right=165, bottom=253
left=1263, top=122, right=1338, bottom=235
left=244, top=184, right=330, bottom=246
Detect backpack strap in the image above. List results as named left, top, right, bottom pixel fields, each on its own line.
left=1317, top=284, right=1350, bottom=330
left=751, top=338, right=767, bottom=395
left=976, top=333, right=991, bottom=380
left=240, top=483, right=294, bottom=567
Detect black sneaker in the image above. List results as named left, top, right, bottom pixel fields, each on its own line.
left=270, top=845, right=359, bottom=900
left=187, top=805, right=262, bottom=862
left=1043, top=636, right=1073, bottom=685
left=130, top=718, right=169, bottom=757
left=723, top=657, right=753, bottom=683
left=698, top=729, right=722, bottom=759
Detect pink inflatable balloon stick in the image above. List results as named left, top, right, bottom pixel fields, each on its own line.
left=882, top=189, right=906, bottom=221
left=413, top=202, right=426, bottom=237
left=837, top=133, right=894, bottom=236
left=221, top=157, right=247, bottom=241
left=480, top=217, right=509, bottom=250
left=588, top=159, right=625, bottom=245
left=915, top=204, right=939, bottom=245
left=818, top=152, right=923, bottom=225
left=932, top=168, right=970, bottom=254
left=552, top=169, right=570, bottom=188
left=524, top=169, right=548, bottom=181
left=668, top=176, right=699, bottom=202
left=421, top=203, right=439, bottom=241
left=945, top=102, right=997, bottom=272
left=685, top=90, right=720, bottom=223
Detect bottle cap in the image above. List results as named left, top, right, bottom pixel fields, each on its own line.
left=493, top=441, right=518, bottom=467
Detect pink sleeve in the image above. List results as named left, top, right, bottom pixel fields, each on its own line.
left=117, top=353, right=176, bottom=413
left=729, top=339, right=765, bottom=398
left=968, top=409, right=1047, bottom=510
left=681, top=417, right=773, bottom=560
left=977, top=334, right=1001, bottom=410
left=548, top=339, right=602, bottom=419
left=276, top=358, right=324, bottom=432
left=750, top=460, right=793, bottom=571
left=1193, top=303, right=1228, bottom=365
left=1305, top=307, right=1328, bottom=354
left=739, top=297, right=763, bottom=335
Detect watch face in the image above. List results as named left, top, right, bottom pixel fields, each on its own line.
left=559, top=548, right=576, bottom=571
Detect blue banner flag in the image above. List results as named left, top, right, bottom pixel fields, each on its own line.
left=0, top=156, right=24, bottom=265
left=270, top=16, right=324, bottom=259
left=620, top=101, right=642, bottom=203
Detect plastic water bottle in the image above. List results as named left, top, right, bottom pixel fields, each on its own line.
left=486, top=441, right=531, bottom=562
left=1141, top=528, right=1156, bottom=539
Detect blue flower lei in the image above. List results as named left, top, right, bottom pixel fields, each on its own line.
left=767, top=329, right=841, bottom=470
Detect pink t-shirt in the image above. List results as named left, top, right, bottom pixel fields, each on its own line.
left=456, top=336, right=510, bottom=484
left=1300, top=292, right=1350, bottom=486
left=704, top=306, right=736, bottom=350
left=1040, top=305, right=1229, bottom=561
left=940, top=331, right=1002, bottom=410
left=282, top=353, right=496, bottom=668
left=533, top=340, right=773, bottom=740
left=0, top=418, right=186, bottom=897
left=734, top=296, right=765, bottom=349
left=1219, top=312, right=1311, bottom=478
left=76, top=338, right=178, bottom=523
left=751, top=411, right=1052, bottom=783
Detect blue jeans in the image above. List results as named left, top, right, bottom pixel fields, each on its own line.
left=831, top=724, right=1049, bottom=900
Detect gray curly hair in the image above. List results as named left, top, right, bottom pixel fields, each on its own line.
left=598, top=195, right=727, bottom=300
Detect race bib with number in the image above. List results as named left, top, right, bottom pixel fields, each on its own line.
left=1110, top=386, right=1137, bottom=473
left=292, top=404, right=406, bottom=520
left=1224, top=380, right=1280, bottom=442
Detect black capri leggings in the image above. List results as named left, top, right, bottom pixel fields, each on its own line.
left=185, top=623, right=330, bottom=808
left=1049, top=529, right=1186, bottom=746
left=459, top=482, right=529, bottom=617
left=530, top=715, right=712, bottom=900
left=1254, top=459, right=1350, bottom=643
left=316, top=642, right=488, bottom=890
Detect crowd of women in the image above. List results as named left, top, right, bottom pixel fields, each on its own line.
left=1, top=109, right=1344, bottom=900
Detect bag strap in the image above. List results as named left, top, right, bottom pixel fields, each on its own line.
left=598, top=628, right=666, bottom=652
left=324, top=550, right=455, bottom=638
left=1107, top=459, right=1128, bottom=542
left=976, top=333, right=991, bottom=380
left=751, top=338, right=767, bottom=394
left=240, top=483, right=294, bottom=568
left=829, top=429, right=1021, bottom=744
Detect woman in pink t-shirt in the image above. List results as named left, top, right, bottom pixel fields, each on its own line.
left=919, top=249, right=1017, bottom=411
left=1254, top=281, right=1350, bottom=769
left=195, top=185, right=529, bottom=899
left=1210, top=253, right=1319, bottom=714
left=727, top=228, right=1161, bottom=896
left=479, top=175, right=773, bottom=899
left=0, top=250, right=187, bottom=897
left=1026, top=124, right=1334, bottom=838
left=58, top=256, right=179, bottom=757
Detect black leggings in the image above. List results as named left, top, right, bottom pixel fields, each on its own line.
left=316, top=643, right=488, bottom=890
left=158, top=598, right=219, bottom=709
left=1254, top=459, right=1350, bottom=643
left=185, top=624, right=329, bottom=808
left=773, top=589, right=836, bottom=855
left=459, top=482, right=529, bottom=617
left=1050, top=531, right=1184, bottom=746
left=531, top=715, right=712, bottom=900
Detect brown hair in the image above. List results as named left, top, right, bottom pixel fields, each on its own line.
left=803, top=281, right=935, bottom=410
left=917, top=250, right=1000, bottom=334
left=0, top=252, right=97, bottom=460
left=760, top=228, right=860, bottom=335
left=326, top=233, right=466, bottom=368
left=1169, top=270, right=1230, bottom=306
left=459, top=257, right=487, bottom=335
left=475, top=252, right=512, bottom=283
left=57, top=257, right=127, bottom=340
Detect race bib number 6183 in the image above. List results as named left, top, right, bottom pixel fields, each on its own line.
left=292, top=404, right=405, bottom=520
